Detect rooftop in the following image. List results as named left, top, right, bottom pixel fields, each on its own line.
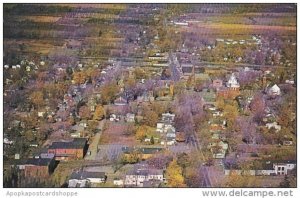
left=49, top=138, right=87, bottom=150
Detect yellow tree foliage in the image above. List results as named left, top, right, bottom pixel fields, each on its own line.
left=29, top=91, right=44, bottom=109
left=143, top=110, right=159, bottom=127
left=216, top=97, right=225, bottom=110
left=100, top=82, right=119, bottom=104
left=73, top=71, right=87, bottom=85
left=165, top=159, right=186, bottom=187
left=169, top=83, right=174, bottom=97
left=135, top=126, right=146, bottom=141
left=93, top=105, right=106, bottom=120
left=224, top=172, right=261, bottom=187
left=224, top=103, right=239, bottom=129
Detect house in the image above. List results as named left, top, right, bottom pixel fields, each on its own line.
left=137, top=91, right=155, bottom=103
left=253, top=161, right=277, bottom=176
left=125, top=113, right=135, bottom=122
left=224, top=160, right=296, bottom=176
left=156, top=122, right=175, bottom=133
left=226, top=73, right=240, bottom=90
left=24, top=157, right=56, bottom=178
left=114, top=96, right=127, bottom=106
left=268, top=84, right=281, bottom=96
left=175, top=132, right=186, bottom=142
left=161, top=113, right=175, bottom=123
left=273, top=160, right=296, bottom=175
left=212, top=79, right=223, bottom=90
left=285, top=80, right=295, bottom=85
left=48, top=138, right=88, bottom=161
left=38, top=111, right=45, bottom=117
left=266, top=122, right=281, bottom=132
left=68, top=170, right=106, bottom=187
left=4, top=138, right=13, bottom=145
left=208, top=141, right=228, bottom=159
left=160, top=136, right=176, bottom=146
left=124, top=164, right=164, bottom=187
left=110, top=114, right=121, bottom=122
left=217, top=73, right=240, bottom=99
left=113, top=179, right=124, bottom=186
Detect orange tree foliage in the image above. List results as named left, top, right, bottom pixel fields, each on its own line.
left=165, top=159, right=186, bottom=187
left=93, top=105, right=106, bottom=121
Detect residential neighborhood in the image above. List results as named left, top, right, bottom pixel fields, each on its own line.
left=3, top=3, right=296, bottom=188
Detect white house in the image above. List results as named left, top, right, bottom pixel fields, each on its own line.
left=38, top=111, right=45, bottom=117
left=266, top=122, right=281, bottom=132
left=68, top=171, right=106, bottom=187
left=226, top=73, right=240, bottom=89
left=125, top=167, right=164, bottom=187
left=268, top=84, right=281, bottom=96
left=209, top=141, right=228, bottom=159
left=113, top=179, right=124, bottom=186
left=273, top=161, right=296, bottom=175
left=126, top=113, right=135, bottom=122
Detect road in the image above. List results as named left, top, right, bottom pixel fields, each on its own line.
left=85, top=119, right=106, bottom=160
left=169, top=52, right=182, bottom=82
left=200, top=166, right=212, bottom=187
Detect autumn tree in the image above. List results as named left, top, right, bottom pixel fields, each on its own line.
left=100, top=82, right=119, bottom=105
left=174, top=80, right=186, bottom=95
left=121, top=151, right=140, bottom=164
left=29, top=91, right=44, bottom=109
left=249, top=93, right=265, bottom=113
left=73, top=71, right=87, bottom=85
left=79, top=106, right=91, bottom=120
left=143, top=110, right=159, bottom=127
left=88, top=120, right=99, bottom=134
left=135, top=126, right=147, bottom=142
left=93, top=105, right=105, bottom=120
left=134, top=68, right=148, bottom=80
left=165, top=159, right=186, bottom=187
left=223, top=103, right=239, bottom=129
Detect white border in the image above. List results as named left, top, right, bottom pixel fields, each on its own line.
left=0, top=1, right=299, bottom=198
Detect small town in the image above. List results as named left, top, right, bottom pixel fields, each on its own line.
left=3, top=3, right=296, bottom=188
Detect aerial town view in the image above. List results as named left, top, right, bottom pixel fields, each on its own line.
left=3, top=3, right=297, bottom=188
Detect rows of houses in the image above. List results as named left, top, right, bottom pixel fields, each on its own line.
left=124, top=163, right=164, bottom=187
left=14, top=138, right=89, bottom=179
left=224, top=160, right=296, bottom=176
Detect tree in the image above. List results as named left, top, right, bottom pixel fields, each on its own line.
left=88, top=120, right=99, bottom=134
left=123, top=123, right=136, bottom=136
left=165, top=159, right=186, bottom=187
left=249, top=93, right=265, bottom=113
left=29, top=91, right=44, bottom=109
left=100, top=82, right=119, bottom=104
left=134, top=68, right=148, bottom=80
left=93, top=105, right=105, bottom=120
left=135, top=126, right=146, bottom=142
left=73, top=71, right=87, bottom=85
left=224, top=103, right=239, bottom=129
left=216, top=97, right=225, bottom=110
left=150, top=136, right=155, bottom=144
left=174, top=80, right=186, bottom=95
left=121, top=151, right=140, bottom=164
left=177, top=153, right=191, bottom=170
left=143, top=110, right=158, bottom=127
left=79, top=106, right=91, bottom=120
left=185, top=167, right=204, bottom=187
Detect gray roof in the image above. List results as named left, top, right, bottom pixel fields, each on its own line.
left=70, top=171, right=106, bottom=180
left=25, top=158, right=53, bottom=166
left=49, top=138, right=87, bottom=150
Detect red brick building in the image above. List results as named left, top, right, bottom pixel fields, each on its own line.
left=24, top=157, right=56, bottom=178
left=48, top=138, right=88, bottom=161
